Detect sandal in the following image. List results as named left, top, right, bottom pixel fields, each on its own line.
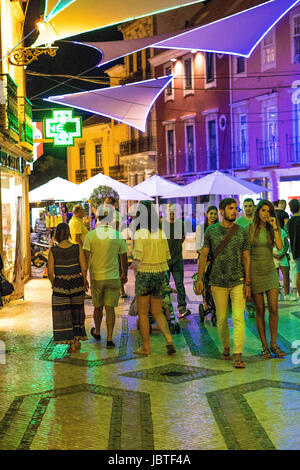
left=270, top=344, right=285, bottom=358
left=233, top=354, right=245, bottom=369
left=221, top=349, right=231, bottom=361
left=166, top=343, right=176, bottom=355
left=261, top=347, right=271, bottom=359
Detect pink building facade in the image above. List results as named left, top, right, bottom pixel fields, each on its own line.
left=150, top=3, right=300, bottom=202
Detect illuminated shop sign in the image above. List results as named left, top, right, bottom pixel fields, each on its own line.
left=44, top=109, right=82, bottom=146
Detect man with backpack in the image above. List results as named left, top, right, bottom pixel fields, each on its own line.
left=196, top=198, right=251, bottom=369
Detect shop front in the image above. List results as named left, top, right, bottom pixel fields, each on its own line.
left=0, top=152, right=30, bottom=301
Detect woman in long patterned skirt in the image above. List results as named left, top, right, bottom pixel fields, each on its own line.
left=48, top=223, right=89, bottom=355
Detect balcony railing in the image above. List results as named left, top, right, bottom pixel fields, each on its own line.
left=232, top=144, right=249, bottom=169
left=256, top=138, right=279, bottom=167
left=75, top=169, right=88, bottom=183
left=19, top=97, right=33, bottom=150
left=109, top=165, right=125, bottom=180
left=286, top=135, right=300, bottom=163
left=91, top=167, right=104, bottom=177
left=119, top=69, right=152, bottom=85
left=0, top=74, right=19, bottom=142
left=120, top=137, right=155, bottom=156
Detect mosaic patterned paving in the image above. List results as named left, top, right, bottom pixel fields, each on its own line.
left=0, top=275, right=299, bottom=450
left=121, top=363, right=230, bottom=384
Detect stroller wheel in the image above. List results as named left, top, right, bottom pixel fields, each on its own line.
left=199, top=304, right=205, bottom=323
left=175, top=323, right=181, bottom=334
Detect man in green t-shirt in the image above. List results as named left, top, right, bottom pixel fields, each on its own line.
left=235, top=198, right=255, bottom=229
left=196, top=198, right=251, bottom=369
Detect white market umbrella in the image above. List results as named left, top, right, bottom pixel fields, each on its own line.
left=134, top=174, right=181, bottom=197
left=78, top=173, right=152, bottom=201
left=33, top=0, right=206, bottom=47
left=29, top=177, right=83, bottom=203
left=163, top=171, right=268, bottom=198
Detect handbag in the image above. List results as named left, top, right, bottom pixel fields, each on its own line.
left=0, top=273, right=14, bottom=296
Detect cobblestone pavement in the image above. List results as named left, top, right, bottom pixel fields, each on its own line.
left=0, top=266, right=299, bottom=450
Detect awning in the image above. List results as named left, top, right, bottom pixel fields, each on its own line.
left=44, top=76, right=174, bottom=131
left=76, top=0, right=299, bottom=67
left=33, top=0, right=206, bottom=47
left=29, top=177, right=83, bottom=203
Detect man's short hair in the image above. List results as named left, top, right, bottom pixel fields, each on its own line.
left=73, top=204, right=83, bottom=215
left=105, top=196, right=117, bottom=205
left=243, top=198, right=254, bottom=205
left=279, top=199, right=287, bottom=209
left=219, top=198, right=237, bottom=211
left=289, top=198, right=300, bottom=214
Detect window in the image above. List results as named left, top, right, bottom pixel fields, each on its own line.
left=164, top=63, right=174, bottom=101
left=259, top=103, right=278, bottom=166
left=79, top=146, right=86, bottom=169
left=145, top=49, right=151, bottom=78
left=206, top=118, right=218, bottom=170
left=166, top=129, right=175, bottom=175
left=262, top=30, right=276, bottom=69
left=184, top=58, right=192, bottom=90
left=95, top=144, right=102, bottom=168
left=239, top=114, right=248, bottom=167
left=205, top=53, right=215, bottom=84
left=185, top=124, right=195, bottom=172
left=237, top=57, right=245, bottom=74
left=137, top=51, right=142, bottom=72
left=293, top=15, right=300, bottom=63
left=129, top=55, right=133, bottom=74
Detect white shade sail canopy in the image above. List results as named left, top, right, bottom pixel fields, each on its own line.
left=77, top=0, right=299, bottom=67
left=29, top=177, right=83, bottom=203
left=45, top=76, right=174, bottom=132
left=163, top=171, right=268, bottom=198
left=33, top=0, right=205, bottom=47
left=79, top=173, right=152, bottom=201
left=134, top=175, right=181, bottom=197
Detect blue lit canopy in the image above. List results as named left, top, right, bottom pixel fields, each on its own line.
left=44, top=76, right=174, bottom=131
left=33, top=0, right=206, bottom=47
left=77, top=0, right=300, bottom=66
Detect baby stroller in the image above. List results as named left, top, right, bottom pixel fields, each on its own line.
left=193, top=262, right=217, bottom=327
left=130, top=272, right=181, bottom=335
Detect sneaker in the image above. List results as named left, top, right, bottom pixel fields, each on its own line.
left=178, top=309, right=191, bottom=319
left=283, top=294, right=298, bottom=301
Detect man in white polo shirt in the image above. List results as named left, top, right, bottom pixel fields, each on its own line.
left=83, top=207, right=128, bottom=349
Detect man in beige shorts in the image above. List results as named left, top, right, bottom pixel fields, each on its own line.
left=83, top=208, right=128, bottom=349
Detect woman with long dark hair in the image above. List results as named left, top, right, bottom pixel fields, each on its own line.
left=248, top=200, right=284, bottom=359
left=196, top=206, right=219, bottom=254
left=48, top=223, right=89, bottom=355
left=132, top=202, right=176, bottom=356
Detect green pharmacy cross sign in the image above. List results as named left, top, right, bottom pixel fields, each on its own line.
left=44, top=109, right=82, bottom=146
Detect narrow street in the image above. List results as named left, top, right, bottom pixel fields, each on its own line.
left=0, top=266, right=299, bottom=450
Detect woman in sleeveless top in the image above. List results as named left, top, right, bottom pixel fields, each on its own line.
left=48, top=223, right=89, bottom=355
left=248, top=200, right=285, bottom=359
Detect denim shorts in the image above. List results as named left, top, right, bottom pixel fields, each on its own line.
left=135, top=272, right=167, bottom=298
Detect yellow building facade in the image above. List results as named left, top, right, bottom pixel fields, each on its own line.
left=0, top=0, right=33, bottom=298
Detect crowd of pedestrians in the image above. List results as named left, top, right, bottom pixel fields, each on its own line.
left=47, top=195, right=300, bottom=367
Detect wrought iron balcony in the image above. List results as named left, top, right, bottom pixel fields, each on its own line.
left=120, top=137, right=155, bottom=156
left=256, top=138, right=279, bottom=167
left=286, top=135, right=300, bottom=163
left=232, top=144, right=249, bottom=169
left=75, top=169, right=88, bottom=183
left=109, top=165, right=125, bottom=180
left=91, top=167, right=104, bottom=177
left=0, top=74, right=19, bottom=142
left=19, top=97, right=33, bottom=151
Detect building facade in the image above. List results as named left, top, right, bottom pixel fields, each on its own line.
left=0, top=0, right=32, bottom=298
left=151, top=1, right=300, bottom=203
